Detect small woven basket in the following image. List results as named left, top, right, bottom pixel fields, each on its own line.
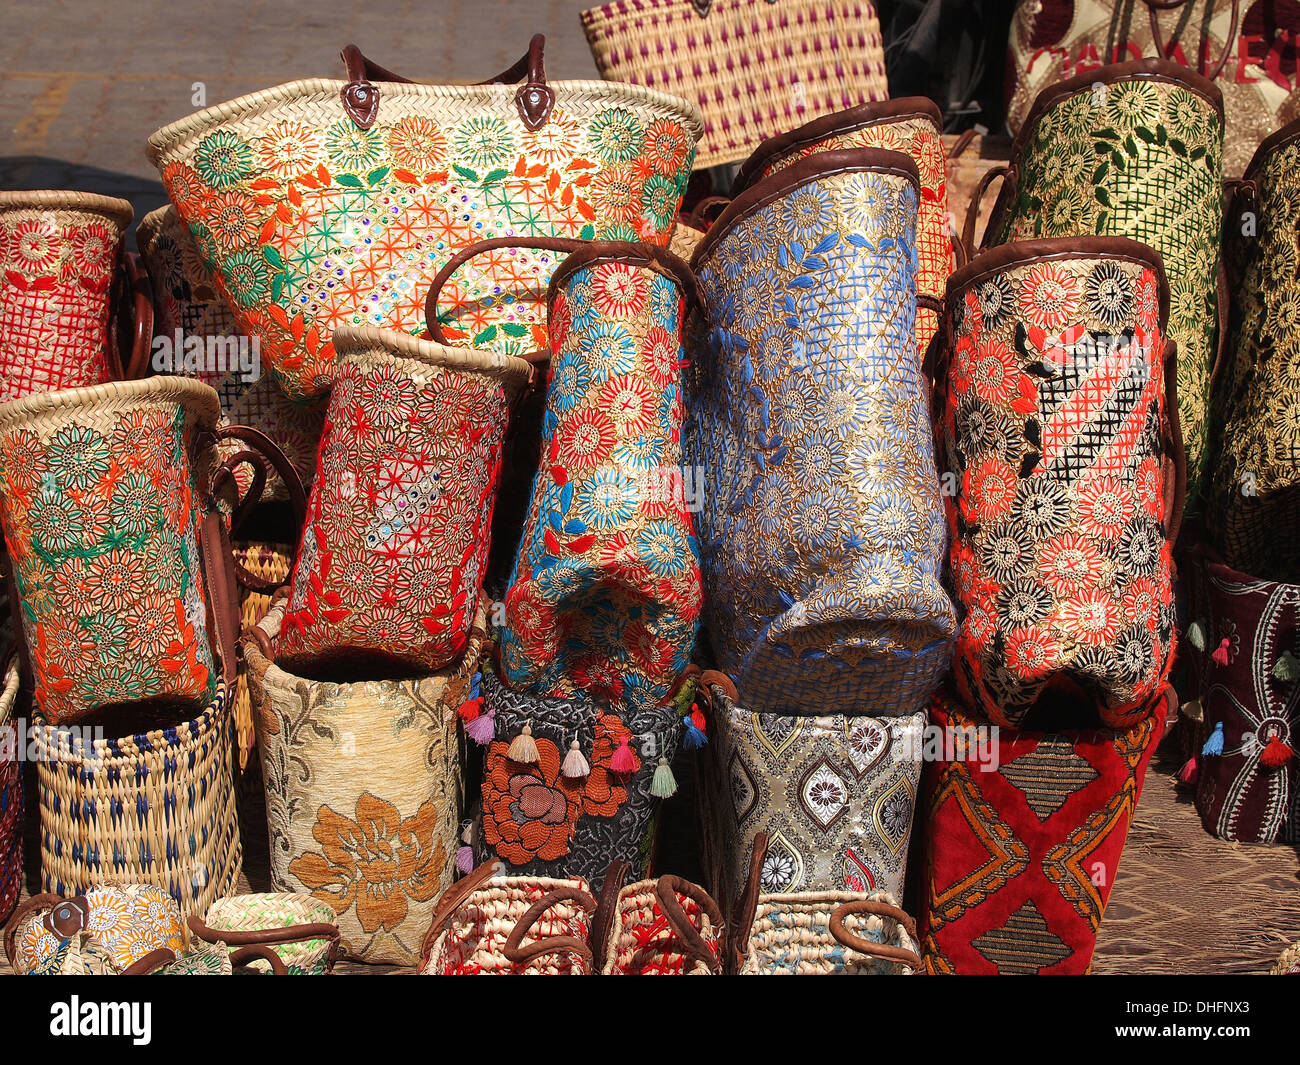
left=29, top=686, right=243, bottom=922
left=600, top=874, right=725, bottom=974
left=739, top=890, right=920, bottom=974
left=580, top=0, right=888, bottom=170
left=193, top=892, right=341, bottom=974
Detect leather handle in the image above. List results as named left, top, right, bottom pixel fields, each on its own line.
left=187, top=914, right=341, bottom=949
left=592, top=859, right=632, bottom=966
left=479, top=34, right=553, bottom=131
left=423, top=234, right=585, bottom=350
left=501, top=886, right=597, bottom=968
left=961, top=164, right=1010, bottom=259
left=229, top=943, right=289, bottom=974
left=731, top=831, right=768, bottom=971
left=214, top=424, right=309, bottom=529
left=339, top=44, right=412, bottom=129
left=917, top=294, right=944, bottom=316
left=421, top=859, right=506, bottom=961
left=688, top=195, right=731, bottom=230
left=828, top=899, right=923, bottom=970
left=121, top=947, right=177, bottom=975
left=652, top=874, right=725, bottom=973
left=210, top=450, right=267, bottom=533
left=1161, top=338, right=1188, bottom=545
left=4, top=893, right=66, bottom=967
left=1145, top=0, right=1240, bottom=81
left=106, top=249, right=154, bottom=383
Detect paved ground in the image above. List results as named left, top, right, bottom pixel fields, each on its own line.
left=0, top=0, right=604, bottom=230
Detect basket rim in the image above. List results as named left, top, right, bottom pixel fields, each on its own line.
left=331, top=325, right=534, bottom=386
left=0, top=189, right=134, bottom=226
left=134, top=203, right=177, bottom=250
left=0, top=375, right=222, bottom=436
left=29, top=685, right=229, bottom=762
left=145, top=78, right=705, bottom=163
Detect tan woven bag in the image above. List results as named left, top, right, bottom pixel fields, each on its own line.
left=581, top=0, right=889, bottom=170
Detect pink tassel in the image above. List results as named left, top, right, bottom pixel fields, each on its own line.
left=609, top=736, right=639, bottom=775
left=1212, top=638, right=1231, bottom=666
left=465, top=708, right=495, bottom=745
left=456, top=846, right=475, bottom=875
left=1177, top=757, right=1198, bottom=784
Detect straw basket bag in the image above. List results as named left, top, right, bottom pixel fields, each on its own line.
left=580, top=0, right=888, bottom=171
left=146, top=35, right=703, bottom=401
left=245, top=596, right=482, bottom=964
left=419, top=859, right=597, bottom=975
left=597, top=866, right=726, bottom=974
left=29, top=684, right=244, bottom=924
left=0, top=191, right=150, bottom=403
left=136, top=205, right=326, bottom=506
left=276, top=326, right=529, bottom=676
left=189, top=892, right=342, bottom=974
left=0, top=654, right=20, bottom=924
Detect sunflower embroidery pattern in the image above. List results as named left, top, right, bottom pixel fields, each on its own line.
left=940, top=251, right=1177, bottom=729
left=153, top=99, right=696, bottom=400
left=685, top=158, right=956, bottom=716
left=998, top=72, right=1223, bottom=502
left=289, top=793, right=446, bottom=935
left=0, top=201, right=126, bottom=402
left=0, top=405, right=217, bottom=722
left=277, top=350, right=509, bottom=673
left=500, top=260, right=702, bottom=713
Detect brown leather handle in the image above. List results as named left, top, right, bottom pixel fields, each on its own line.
left=1161, top=338, right=1187, bottom=545
left=338, top=44, right=412, bottom=129
left=4, top=893, right=65, bottom=967
left=731, top=832, right=768, bottom=970
left=917, top=294, right=944, bottom=316
left=652, top=874, right=725, bottom=973
left=187, top=914, right=341, bottom=950
left=210, top=450, right=267, bottom=533
left=121, top=947, right=177, bottom=975
left=828, top=899, right=923, bottom=970
left=478, top=34, right=553, bottom=131
left=501, top=886, right=597, bottom=968
left=215, top=424, right=309, bottom=528
left=229, top=943, right=290, bottom=974
left=1145, top=0, right=1239, bottom=82
left=592, top=859, right=632, bottom=966
left=423, top=234, right=585, bottom=352
left=688, top=195, right=731, bottom=230
left=421, top=858, right=507, bottom=960
left=962, top=164, right=1010, bottom=259
left=106, top=249, right=154, bottom=383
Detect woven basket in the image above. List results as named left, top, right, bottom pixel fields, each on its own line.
left=136, top=205, right=326, bottom=506
left=0, top=655, right=20, bottom=924
left=145, top=37, right=703, bottom=401
left=232, top=541, right=294, bottom=768
left=1271, top=940, right=1300, bottom=975
left=985, top=59, right=1224, bottom=505
left=30, top=686, right=243, bottom=922
left=580, top=0, right=888, bottom=171
left=943, top=132, right=1010, bottom=255
left=192, top=892, right=341, bottom=974
left=277, top=326, right=528, bottom=676
left=419, top=860, right=597, bottom=974
left=0, top=376, right=226, bottom=723
left=600, top=873, right=725, bottom=974
left=734, top=98, right=952, bottom=354
left=245, top=596, right=480, bottom=964
left=0, top=190, right=133, bottom=403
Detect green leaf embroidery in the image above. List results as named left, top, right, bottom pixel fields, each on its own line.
left=335, top=174, right=364, bottom=188
left=263, top=246, right=285, bottom=269
left=453, top=164, right=478, bottom=182
left=367, top=166, right=390, bottom=185
left=473, top=325, right=499, bottom=344
left=482, top=168, right=508, bottom=185
left=501, top=322, right=528, bottom=337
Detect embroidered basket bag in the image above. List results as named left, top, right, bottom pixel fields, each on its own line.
left=937, top=237, right=1184, bottom=730
left=981, top=59, right=1224, bottom=503
left=146, top=36, right=703, bottom=401
left=684, top=148, right=957, bottom=715
left=580, top=0, right=889, bottom=171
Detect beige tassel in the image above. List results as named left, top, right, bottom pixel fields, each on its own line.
left=561, top=739, right=590, bottom=778
left=507, top=722, right=540, bottom=764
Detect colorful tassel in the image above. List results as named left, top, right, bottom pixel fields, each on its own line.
left=682, top=711, right=707, bottom=750
left=650, top=757, right=677, bottom=798
left=610, top=736, right=639, bottom=774
left=1202, top=721, right=1225, bottom=757
left=1273, top=651, right=1300, bottom=682
left=507, top=721, right=540, bottom=764
left=1186, top=619, right=1208, bottom=651
left=561, top=739, right=590, bottom=779
left=1180, top=698, right=1203, bottom=723
left=456, top=846, right=475, bottom=875
left=1177, top=757, right=1198, bottom=784
left=465, top=708, right=495, bottom=745
left=690, top=706, right=706, bottom=732
left=1259, top=735, right=1295, bottom=768
left=1211, top=638, right=1231, bottom=667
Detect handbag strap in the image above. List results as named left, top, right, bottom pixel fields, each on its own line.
left=730, top=831, right=769, bottom=972
left=338, top=44, right=412, bottom=129
left=501, top=886, right=597, bottom=968
left=1144, top=0, right=1240, bottom=82
left=591, top=859, right=632, bottom=966
left=121, top=947, right=177, bottom=975
left=421, top=858, right=507, bottom=960
left=1161, top=338, right=1188, bottom=545
left=187, top=914, right=341, bottom=950
left=652, top=874, right=726, bottom=973
left=961, top=164, right=1011, bottom=260
left=229, top=943, right=289, bottom=974
left=479, top=34, right=554, bottom=131
left=827, top=899, right=924, bottom=970
left=106, top=250, right=155, bottom=383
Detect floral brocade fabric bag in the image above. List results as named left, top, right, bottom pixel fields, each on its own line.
left=685, top=148, right=956, bottom=716
left=987, top=59, right=1224, bottom=504
left=938, top=238, right=1182, bottom=730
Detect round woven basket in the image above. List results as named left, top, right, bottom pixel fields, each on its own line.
left=29, top=685, right=243, bottom=923
left=741, top=890, right=919, bottom=975
left=201, top=891, right=340, bottom=974
left=245, top=596, right=482, bottom=964
left=0, top=190, right=134, bottom=403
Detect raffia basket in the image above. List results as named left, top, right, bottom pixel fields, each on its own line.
left=232, top=541, right=294, bottom=768
left=580, top=0, right=888, bottom=170
left=1271, top=940, right=1300, bottom=975
left=194, top=891, right=341, bottom=974
left=245, top=595, right=482, bottom=964
left=145, top=38, right=703, bottom=401
left=0, top=190, right=134, bottom=403
left=739, top=890, right=920, bottom=974
left=30, top=685, right=243, bottom=922
left=600, top=874, right=725, bottom=974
